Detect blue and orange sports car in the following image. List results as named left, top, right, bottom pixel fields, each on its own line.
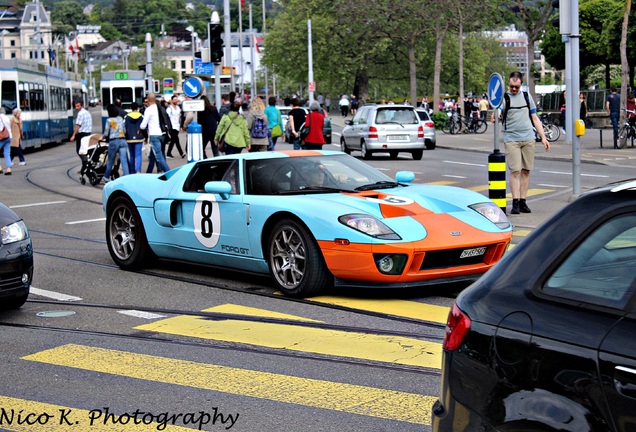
left=103, top=151, right=512, bottom=297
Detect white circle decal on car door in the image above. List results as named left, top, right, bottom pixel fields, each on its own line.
left=194, top=194, right=221, bottom=248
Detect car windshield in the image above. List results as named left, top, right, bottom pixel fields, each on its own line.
left=375, top=108, right=419, bottom=125
left=246, top=153, right=395, bottom=195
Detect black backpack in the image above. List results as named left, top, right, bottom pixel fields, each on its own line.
left=157, top=104, right=171, bottom=135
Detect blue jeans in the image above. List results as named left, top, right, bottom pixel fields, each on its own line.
left=104, top=138, right=130, bottom=180
left=128, top=142, right=143, bottom=173
left=146, top=135, right=170, bottom=173
left=610, top=111, right=620, bottom=145
left=0, top=138, right=11, bottom=169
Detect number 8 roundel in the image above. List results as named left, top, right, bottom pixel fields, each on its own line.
left=194, top=194, right=221, bottom=248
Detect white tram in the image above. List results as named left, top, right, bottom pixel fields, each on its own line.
left=0, top=59, right=85, bottom=149
left=100, top=70, right=146, bottom=128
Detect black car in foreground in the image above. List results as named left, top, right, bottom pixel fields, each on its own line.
left=433, top=180, right=636, bottom=431
left=0, top=203, right=32, bottom=310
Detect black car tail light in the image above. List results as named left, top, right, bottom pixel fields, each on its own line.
left=443, top=302, right=471, bottom=351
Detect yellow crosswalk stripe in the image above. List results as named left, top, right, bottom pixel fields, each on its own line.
left=0, top=395, right=194, bottom=431
left=23, top=344, right=436, bottom=426
left=134, top=311, right=442, bottom=369
left=513, top=229, right=532, bottom=238
left=306, top=296, right=449, bottom=324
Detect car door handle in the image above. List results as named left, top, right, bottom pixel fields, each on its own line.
left=614, top=366, right=636, bottom=399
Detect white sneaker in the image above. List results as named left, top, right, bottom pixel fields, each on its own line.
left=19, top=161, right=26, bottom=166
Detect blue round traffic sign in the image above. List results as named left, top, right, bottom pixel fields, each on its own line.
left=183, top=77, right=204, bottom=98
left=488, top=73, right=504, bottom=109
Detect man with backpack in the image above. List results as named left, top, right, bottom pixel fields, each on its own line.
left=493, top=71, right=550, bottom=215
left=245, top=97, right=271, bottom=152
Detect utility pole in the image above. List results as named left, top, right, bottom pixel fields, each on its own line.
left=223, top=0, right=233, bottom=91
left=145, top=33, right=153, bottom=94
left=249, top=3, right=255, bottom=97
left=262, top=0, right=268, bottom=100
left=307, top=20, right=314, bottom=103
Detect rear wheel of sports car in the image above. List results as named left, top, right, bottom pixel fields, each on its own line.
left=106, top=196, right=154, bottom=269
left=267, top=219, right=331, bottom=298
left=340, top=138, right=351, bottom=154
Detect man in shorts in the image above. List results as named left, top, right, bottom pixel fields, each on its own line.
left=496, top=71, right=550, bottom=215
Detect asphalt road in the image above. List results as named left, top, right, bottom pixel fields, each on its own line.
left=1, top=112, right=634, bottom=432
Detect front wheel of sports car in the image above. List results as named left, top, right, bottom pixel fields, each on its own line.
left=106, top=196, right=154, bottom=269
left=267, top=219, right=331, bottom=298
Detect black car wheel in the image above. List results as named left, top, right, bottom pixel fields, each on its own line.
left=389, top=151, right=399, bottom=159
left=267, top=219, right=331, bottom=298
left=340, top=138, right=351, bottom=154
left=412, top=149, right=423, bottom=160
left=425, top=140, right=436, bottom=150
left=106, top=196, right=154, bottom=269
left=361, top=142, right=372, bottom=160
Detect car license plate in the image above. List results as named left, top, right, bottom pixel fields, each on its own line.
left=460, top=247, right=487, bottom=259
left=387, top=135, right=408, bottom=142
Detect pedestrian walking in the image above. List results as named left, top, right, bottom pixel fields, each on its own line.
left=338, top=94, right=350, bottom=117
left=214, top=101, right=250, bottom=155
left=288, top=98, right=308, bottom=150
left=493, top=71, right=550, bottom=215
left=246, top=97, right=271, bottom=152
left=9, top=108, right=26, bottom=166
left=70, top=100, right=92, bottom=155
left=166, top=95, right=185, bottom=159
left=302, top=101, right=326, bottom=150
left=198, top=95, right=221, bottom=157
left=606, top=86, right=621, bottom=149
left=324, top=95, right=331, bottom=113
left=0, top=107, right=13, bottom=175
left=264, top=96, right=283, bottom=151
left=124, top=102, right=145, bottom=174
left=101, top=104, right=130, bottom=184
left=139, top=93, right=171, bottom=173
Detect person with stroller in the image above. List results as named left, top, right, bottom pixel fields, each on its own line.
left=101, top=104, right=130, bottom=184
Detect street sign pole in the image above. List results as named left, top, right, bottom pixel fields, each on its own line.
left=487, top=73, right=506, bottom=213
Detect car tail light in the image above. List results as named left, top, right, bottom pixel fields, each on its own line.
left=417, top=125, right=424, bottom=138
left=424, top=121, right=435, bottom=128
left=443, top=302, right=471, bottom=351
left=369, top=126, right=378, bottom=139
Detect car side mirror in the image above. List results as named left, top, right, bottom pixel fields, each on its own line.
left=396, top=171, right=415, bottom=183
left=204, top=181, right=233, bottom=200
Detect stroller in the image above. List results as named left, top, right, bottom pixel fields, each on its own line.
left=78, top=134, right=120, bottom=186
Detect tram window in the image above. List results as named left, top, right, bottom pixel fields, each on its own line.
left=1, top=80, right=17, bottom=113
left=102, top=88, right=110, bottom=106
left=112, top=88, right=133, bottom=109
left=18, top=82, right=29, bottom=111
left=135, top=87, right=144, bottom=105
left=65, top=88, right=71, bottom=110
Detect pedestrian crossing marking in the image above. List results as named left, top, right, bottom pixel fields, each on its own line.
left=513, top=229, right=532, bottom=238
left=0, top=395, right=194, bottom=431
left=23, top=344, right=436, bottom=426
left=201, top=303, right=321, bottom=322
left=306, top=296, right=449, bottom=324
left=134, top=312, right=442, bottom=369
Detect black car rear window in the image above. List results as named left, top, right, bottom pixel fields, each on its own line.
left=543, top=213, right=636, bottom=309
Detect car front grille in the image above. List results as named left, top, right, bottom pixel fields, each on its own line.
left=420, top=246, right=488, bottom=270
left=0, top=275, right=25, bottom=291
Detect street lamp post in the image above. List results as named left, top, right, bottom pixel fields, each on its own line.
left=186, top=26, right=198, bottom=75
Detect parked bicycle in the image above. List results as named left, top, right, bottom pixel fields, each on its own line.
left=535, top=112, right=560, bottom=142
left=618, top=109, right=636, bottom=148
left=450, top=114, right=487, bottom=134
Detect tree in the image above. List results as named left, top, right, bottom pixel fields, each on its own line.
left=50, top=1, right=86, bottom=36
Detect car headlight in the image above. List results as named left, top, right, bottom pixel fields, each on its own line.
left=1, top=220, right=29, bottom=244
left=469, top=202, right=510, bottom=229
left=338, top=214, right=401, bottom=240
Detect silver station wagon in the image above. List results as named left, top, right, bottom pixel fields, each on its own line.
left=340, top=104, right=426, bottom=160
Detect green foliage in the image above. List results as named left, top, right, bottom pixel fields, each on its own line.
left=430, top=111, right=449, bottom=130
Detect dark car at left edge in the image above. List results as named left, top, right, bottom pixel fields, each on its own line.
left=433, top=179, right=636, bottom=431
left=0, top=202, right=33, bottom=310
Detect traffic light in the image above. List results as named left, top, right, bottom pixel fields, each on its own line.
left=208, top=23, right=224, bottom=64
left=154, top=80, right=160, bottom=93
left=551, top=0, right=571, bottom=35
